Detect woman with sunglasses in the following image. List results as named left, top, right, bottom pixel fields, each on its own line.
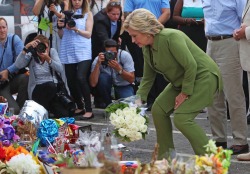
left=58, top=0, right=94, bottom=119
left=92, top=0, right=122, bottom=60
left=91, top=0, right=122, bottom=108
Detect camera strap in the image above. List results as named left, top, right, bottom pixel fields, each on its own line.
left=0, top=35, right=15, bottom=69
left=0, top=38, right=8, bottom=68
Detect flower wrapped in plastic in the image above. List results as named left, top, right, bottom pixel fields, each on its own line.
left=105, top=99, right=149, bottom=142
left=194, top=140, right=233, bottom=174
left=0, top=116, right=19, bottom=144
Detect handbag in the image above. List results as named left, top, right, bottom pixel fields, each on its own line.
left=54, top=72, right=76, bottom=112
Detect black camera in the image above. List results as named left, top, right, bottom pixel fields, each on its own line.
left=59, top=11, right=84, bottom=28
left=56, top=91, right=76, bottom=112
left=28, top=42, right=47, bottom=57
left=102, top=51, right=116, bottom=65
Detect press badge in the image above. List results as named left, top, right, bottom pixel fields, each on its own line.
left=38, top=17, right=50, bottom=31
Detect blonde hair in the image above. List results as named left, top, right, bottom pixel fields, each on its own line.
left=123, top=8, right=164, bottom=36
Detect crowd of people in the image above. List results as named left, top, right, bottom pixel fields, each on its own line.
left=0, top=0, right=250, bottom=161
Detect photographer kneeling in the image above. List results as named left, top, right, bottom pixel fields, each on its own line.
left=90, top=39, right=135, bottom=107
left=3, top=34, right=75, bottom=118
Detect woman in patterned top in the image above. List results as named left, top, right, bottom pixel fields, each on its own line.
left=58, top=0, right=94, bottom=119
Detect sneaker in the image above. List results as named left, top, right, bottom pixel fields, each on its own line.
left=229, top=144, right=249, bottom=155
left=237, top=152, right=250, bottom=161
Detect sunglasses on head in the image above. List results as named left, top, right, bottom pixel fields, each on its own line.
left=110, top=2, right=121, bottom=6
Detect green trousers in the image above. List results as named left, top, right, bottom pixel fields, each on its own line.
left=151, top=103, right=209, bottom=159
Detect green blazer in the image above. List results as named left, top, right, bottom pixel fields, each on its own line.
left=137, top=29, right=222, bottom=113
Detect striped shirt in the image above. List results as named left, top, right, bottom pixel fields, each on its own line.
left=60, top=10, right=92, bottom=64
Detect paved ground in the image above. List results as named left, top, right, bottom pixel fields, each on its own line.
left=76, top=108, right=250, bottom=174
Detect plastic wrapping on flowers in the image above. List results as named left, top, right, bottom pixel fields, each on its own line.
left=138, top=140, right=232, bottom=174
left=105, top=96, right=149, bottom=142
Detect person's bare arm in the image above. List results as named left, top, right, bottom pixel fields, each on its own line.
left=33, top=0, right=44, bottom=16
left=158, top=8, right=171, bottom=24
left=90, top=54, right=104, bottom=87
left=73, top=12, right=93, bottom=38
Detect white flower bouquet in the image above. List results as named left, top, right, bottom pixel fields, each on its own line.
left=105, top=103, right=149, bottom=142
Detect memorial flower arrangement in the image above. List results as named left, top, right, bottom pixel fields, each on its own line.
left=105, top=103, right=149, bottom=142
left=137, top=140, right=232, bottom=174
left=0, top=144, right=42, bottom=174
left=194, top=140, right=232, bottom=174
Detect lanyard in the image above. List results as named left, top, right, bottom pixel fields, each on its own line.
left=95, top=0, right=104, bottom=12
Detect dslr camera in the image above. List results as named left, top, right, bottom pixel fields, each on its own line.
left=28, top=42, right=47, bottom=58
left=27, top=42, right=47, bottom=63
left=102, top=51, right=116, bottom=66
left=59, top=11, right=83, bottom=28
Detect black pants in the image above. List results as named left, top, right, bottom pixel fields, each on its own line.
left=0, top=74, right=28, bottom=114
left=65, top=60, right=92, bottom=112
left=32, top=82, right=72, bottom=117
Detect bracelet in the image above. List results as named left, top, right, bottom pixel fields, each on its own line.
left=76, top=28, right=79, bottom=33
left=183, top=18, right=187, bottom=24
left=48, top=59, right=52, bottom=65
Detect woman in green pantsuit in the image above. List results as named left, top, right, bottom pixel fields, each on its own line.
left=123, top=9, right=223, bottom=159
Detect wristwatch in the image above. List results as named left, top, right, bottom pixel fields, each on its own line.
left=118, top=69, right=123, bottom=75
left=23, top=47, right=29, bottom=53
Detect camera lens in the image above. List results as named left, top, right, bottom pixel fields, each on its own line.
left=36, top=43, right=47, bottom=53
left=105, top=51, right=115, bottom=60
left=67, top=19, right=76, bottom=28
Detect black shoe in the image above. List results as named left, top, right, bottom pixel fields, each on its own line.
left=215, top=142, right=227, bottom=149
left=75, top=114, right=94, bottom=120
left=74, top=109, right=86, bottom=116
left=229, top=144, right=249, bottom=155
left=247, top=114, right=250, bottom=125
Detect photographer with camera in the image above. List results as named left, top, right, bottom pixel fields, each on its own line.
left=57, top=0, right=94, bottom=119
left=90, top=39, right=135, bottom=107
left=33, top=0, right=69, bottom=51
left=0, top=17, right=28, bottom=115
left=4, top=34, right=75, bottom=118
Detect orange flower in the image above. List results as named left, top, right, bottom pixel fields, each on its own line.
left=3, top=145, right=29, bottom=161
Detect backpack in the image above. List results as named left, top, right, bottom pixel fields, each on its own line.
left=11, top=35, right=29, bottom=75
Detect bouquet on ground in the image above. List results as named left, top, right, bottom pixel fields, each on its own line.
left=0, top=143, right=42, bottom=174
left=194, top=140, right=232, bottom=174
left=105, top=102, right=149, bottom=142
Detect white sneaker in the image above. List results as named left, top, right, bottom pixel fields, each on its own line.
left=237, top=152, right=250, bottom=161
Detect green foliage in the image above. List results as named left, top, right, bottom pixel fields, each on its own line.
left=105, top=103, right=129, bottom=113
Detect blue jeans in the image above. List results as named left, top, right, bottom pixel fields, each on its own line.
left=97, top=73, right=134, bottom=106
